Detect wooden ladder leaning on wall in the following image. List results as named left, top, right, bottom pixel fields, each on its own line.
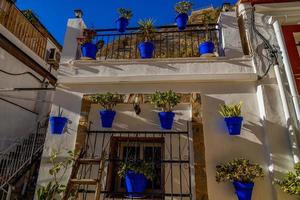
left=62, top=150, right=106, bottom=200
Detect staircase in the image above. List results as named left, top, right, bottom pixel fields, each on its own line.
left=0, top=119, right=48, bottom=200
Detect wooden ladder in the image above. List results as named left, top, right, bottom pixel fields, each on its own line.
left=62, top=151, right=105, bottom=200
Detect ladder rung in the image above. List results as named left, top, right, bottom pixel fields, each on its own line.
left=70, top=179, right=97, bottom=185
left=78, top=158, right=102, bottom=164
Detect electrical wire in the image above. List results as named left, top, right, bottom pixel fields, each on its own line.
left=0, top=69, right=44, bottom=83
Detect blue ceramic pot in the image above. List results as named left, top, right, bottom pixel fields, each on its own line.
left=99, top=110, right=116, bottom=128
left=233, top=181, right=254, bottom=200
left=81, top=42, right=98, bottom=59
left=138, top=42, right=155, bottom=59
left=116, top=17, right=129, bottom=33
left=158, top=112, right=175, bottom=130
left=49, top=116, right=68, bottom=135
left=224, top=117, right=243, bottom=135
left=124, top=170, right=148, bottom=198
left=199, top=41, right=215, bottom=55
left=175, top=13, right=189, bottom=31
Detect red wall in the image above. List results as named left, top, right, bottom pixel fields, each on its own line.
left=241, top=0, right=300, bottom=4
left=282, top=25, right=300, bottom=92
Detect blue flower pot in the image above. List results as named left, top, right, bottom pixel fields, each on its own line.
left=81, top=42, right=98, bottom=59
left=125, top=170, right=148, bottom=198
left=224, top=117, right=243, bottom=135
left=233, top=181, right=254, bottom=200
left=99, top=110, right=116, bottom=128
left=49, top=116, right=68, bottom=135
left=158, top=112, right=175, bottom=130
left=175, top=13, right=189, bottom=31
left=138, top=42, right=155, bottom=59
left=116, top=17, right=129, bottom=33
left=199, top=41, right=215, bottom=55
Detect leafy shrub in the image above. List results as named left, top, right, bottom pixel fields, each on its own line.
left=216, top=158, right=264, bottom=183
left=219, top=102, right=242, bottom=118
left=277, top=163, right=300, bottom=196
left=118, top=8, right=133, bottom=19
left=118, top=160, right=156, bottom=181
left=138, top=18, right=156, bottom=42
left=150, top=90, right=180, bottom=112
left=175, top=1, right=193, bottom=14
left=90, top=92, right=123, bottom=110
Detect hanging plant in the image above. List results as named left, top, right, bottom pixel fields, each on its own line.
left=150, top=90, right=180, bottom=129
left=138, top=18, right=156, bottom=59
left=77, top=29, right=101, bottom=60
left=216, top=158, right=264, bottom=200
left=90, top=92, right=123, bottom=128
left=49, top=106, right=68, bottom=135
left=219, top=102, right=243, bottom=135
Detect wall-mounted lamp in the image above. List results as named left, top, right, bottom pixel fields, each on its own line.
left=74, top=9, right=83, bottom=18
left=133, top=94, right=142, bottom=115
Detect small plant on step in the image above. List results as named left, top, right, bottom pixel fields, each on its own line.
left=37, top=149, right=79, bottom=200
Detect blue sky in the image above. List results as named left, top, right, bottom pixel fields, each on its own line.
left=17, top=0, right=237, bottom=45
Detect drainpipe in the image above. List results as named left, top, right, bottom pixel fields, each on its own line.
left=273, top=62, right=300, bottom=163
left=272, top=19, right=300, bottom=128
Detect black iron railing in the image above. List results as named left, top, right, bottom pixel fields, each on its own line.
left=74, top=126, right=193, bottom=199
left=93, top=23, right=221, bottom=60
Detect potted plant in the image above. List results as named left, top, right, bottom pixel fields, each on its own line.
left=219, top=102, right=243, bottom=135
left=198, top=10, right=215, bottom=55
left=116, top=8, right=133, bottom=33
left=77, top=29, right=102, bottom=60
left=138, top=18, right=156, bottom=59
left=118, top=160, right=155, bottom=198
left=49, top=106, right=68, bottom=135
left=276, top=162, right=300, bottom=196
left=90, top=92, right=122, bottom=128
left=150, top=90, right=180, bottom=129
left=216, top=158, right=264, bottom=200
left=174, top=1, right=193, bottom=31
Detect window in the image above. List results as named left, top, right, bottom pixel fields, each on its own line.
left=105, top=137, right=164, bottom=198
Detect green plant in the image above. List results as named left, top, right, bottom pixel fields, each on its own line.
left=118, top=160, right=156, bottom=180
left=150, top=90, right=180, bottom=112
left=118, top=8, right=133, bottom=19
left=22, top=10, right=38, bottom=24
left=219, top=102, right=242, bottom=118
left=197, top=10, right=216, bottom=41
left=216, top=158, right=264, bottom=183
left=138, top=18, right=156, bottom=42
left=90, top=92, right=122, bottom=110
left=175, top=1, right=193, bottom=14
left=276, top=163, right=300, bottom=196
left=37, top=150, right=78, bottom=200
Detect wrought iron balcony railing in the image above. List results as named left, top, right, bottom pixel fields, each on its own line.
left=91, top=23, right=221, bottom=60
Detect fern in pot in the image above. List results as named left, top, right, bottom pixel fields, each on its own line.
left=138, top=18, right=156, bottom=59
left=90, top=92, right=122, bottom=128
left=49, top=106, right=68, bottom=135
left=116, top=8, right=133, bottom=33
left=219, top=102, right=243, bottom=135
left=118, top=160, right=155, bottom=198
left=174, top=1, right=193, bottom=31
left=216, top=158, right=264, bottom=200
left=150, top=90, right=180, bottom=129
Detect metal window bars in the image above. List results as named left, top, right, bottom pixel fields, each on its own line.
left=88, top=23, right=220, bottom=60
left=73, top=123, right=193, bottom=200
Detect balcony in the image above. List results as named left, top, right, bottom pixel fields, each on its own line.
left=89, top=23, right=221, bottom=60
left=0, top=0, right=47, bottom=59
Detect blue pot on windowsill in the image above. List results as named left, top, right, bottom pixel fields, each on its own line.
left=224, top=116, right=243, bottom=135
left=138, top=42, right=155, bottom=59
left=99, top=110, right=116, bottom=128
left=158, top=112, right=175, bottom=130
left=124, top=170, right=148, bottom=198
left=49, top=116, right=68, bottom=135
left=81, top=42, right=98, bottom=60
left=199, top=41, right=215, bottom=55
left=175, top=13, right=189, bottom=31
left=116, top=17, right=129, bottom=33
left=233, top=181, right=254, bottom=200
